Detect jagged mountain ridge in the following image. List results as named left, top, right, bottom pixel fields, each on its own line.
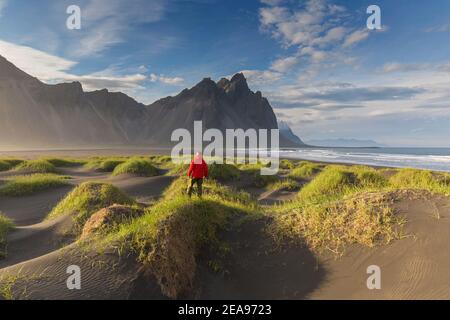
left=0, top=55, right=304, bottom=148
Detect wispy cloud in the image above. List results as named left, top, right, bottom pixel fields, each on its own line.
left=342, top=29, right=369, bottom=48
left=245, top=0, right=374, bottom=85
left=69, top=0, right=168, bottom=57
left=0, top=40, right=184, bottom=93
left=150, top=73, right=184, bottom=85
left=424, top=22, right=450, bottom=33
left=240, top=69, right=283, bottom=84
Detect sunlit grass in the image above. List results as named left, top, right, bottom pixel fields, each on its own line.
left=0, top=174, right=70, bottom=196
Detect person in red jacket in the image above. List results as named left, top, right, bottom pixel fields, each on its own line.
left=187, top=152, right=209, bottom=198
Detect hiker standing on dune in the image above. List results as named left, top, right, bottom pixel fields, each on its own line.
left=187, top=152, right=209, bottom=198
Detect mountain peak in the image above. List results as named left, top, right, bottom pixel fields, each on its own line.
left=222, top=73, right=250, bottom=99
left=0, top=55, right=36, bottom=81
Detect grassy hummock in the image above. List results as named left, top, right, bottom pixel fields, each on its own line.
left=0, top=159, right=24, bottom=172
left=44, top=158, right=86, bottom=167
left=98, top=176, right=259, bottom=298
left=112, top=159, right=159, bottom=177
left=48, top=182, right=135, bottom=235
left=268, top=178, right=300, bottom=192
left=0, top=213, right=14, bottom=258
left=208, top=163, right=241, bottom=181
left=239, top=163, right=278, bottom=187
left=84, top=158, right=127, bottom=172
left=14, top=160, right=56, bottom=173
left=288, top=161, right=322, bottom=180
left=0, top=174, right=70, bottom=197
left=270, top=165, right=400, bottom=255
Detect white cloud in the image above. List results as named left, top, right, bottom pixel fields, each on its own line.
left=381, top=62, right=431, bottom=73
left=424, top=22, right=450, bottom=33
left=69, top=0, right=168, bottom=57
left=150, top=73, right=184, bottom=85
left=255, top=0, right=373, bottom=83
left=0, top=40, right=147, bottom=92
left=0, top=40, right=77, bottom=80
left=240, top=69, right=283, bottom=84
left=270, top=56, right=298, bottom=72
left=342, top=29, right=369, bottom=48
left=260, top=0, right=284, bottom=6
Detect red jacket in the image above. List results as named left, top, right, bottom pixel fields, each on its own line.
left=188, top=159, right=209, bottom=179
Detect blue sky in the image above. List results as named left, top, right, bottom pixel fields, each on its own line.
left=0, top=0, right=449, bottom=146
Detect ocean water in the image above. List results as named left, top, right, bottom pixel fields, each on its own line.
left=278, top=147, right=450, bottom=172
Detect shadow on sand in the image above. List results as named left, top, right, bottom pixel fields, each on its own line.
left=194, top=217, right=325, bottom=300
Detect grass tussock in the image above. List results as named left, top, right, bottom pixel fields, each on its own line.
left=44, top=158, right=86, bottom=167
left=271, top=165, right=400, bottom=255
left=167, top=163, right=190, bottom=176
left=389, top=168, right=450, bottom=195
left=48, top=182, right=135, bottom=235
left=288, top=161, right=322, bottom=180
left=279, top=159, right=295, bottom=170
left=239, top=163, right=279, bottom=187
left=272, top=192, right=405, bottom=255
left=208, top=163, right=240, bottom=181
left=14, top=160, right=56, bottom=173
left=0, top=159, right=24, bottom=172
left=112, top=159, right=159, bottom=177
left=84, top=158, right=126, bottom=172
left=0, top=213, right=14, bottom=259
left=268, top=178, right=300, bottom=192
left=98, top=176, right=258, bottom=298
left=0, top=174, right=70, bottom=197
left=297, top=165, right=387, bottom=204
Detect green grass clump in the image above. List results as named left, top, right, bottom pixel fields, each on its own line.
left=0, top=161, right=12, bottom=172
left=167, top=163, right=190, bottom=176
left=14, top=160, right=56, bottom=173
left=352, top=166, right=388, bottom=189
left=0, top=213, right=14, bottom=258
left=85, top=158, right=126, bottom=172
left=112, top=159, right=159, bottom=177
left=0, top=159, right=24, bottom=172
left=149, top=155, right=172, bottom=164
left=297, top=166, right=355, bottom=203
left=268, top=179, right=300, bottom=192
left=208, top=163, right=240, bottom=181
left=44, top=158, right=86, bottom=167
left=288, top=162, right=322, bottom=180
left=389, top=168, right=450, bottom=195
left=0, top=174, right=70, bottom=197
left=297, top=166, right=388, bottom=204
left=390, top=168, right=435, bottom=188
left=48, top=182, right=135, bottom=235
left=279, top=159, right=295, bottom=170
left=272, top=192, right=404, bottom=255
left=239, top=163, right=278, bottom=187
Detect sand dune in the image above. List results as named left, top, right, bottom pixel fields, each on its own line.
left=309, top=192, right=450, bottom=300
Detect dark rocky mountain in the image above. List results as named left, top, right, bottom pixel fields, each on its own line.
left=278, top=121, right=305, bottom=147
left=0, top=55, right=304, bottom=148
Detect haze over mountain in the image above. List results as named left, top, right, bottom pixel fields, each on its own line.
left=306, top=138, right=383, bottom=148
left=0, top=56, right=303, bottom=149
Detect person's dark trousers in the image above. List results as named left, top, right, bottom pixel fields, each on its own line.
left=187, top=178, right=203, bottom=198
